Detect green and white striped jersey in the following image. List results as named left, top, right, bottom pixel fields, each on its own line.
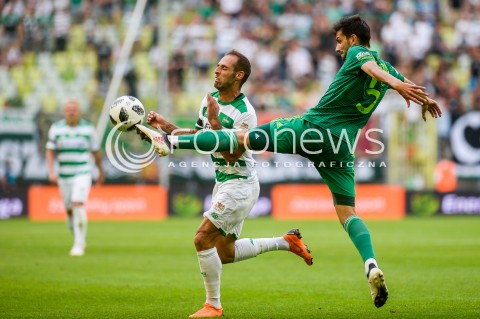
left=195, top=92, right=257, bottom=182
left=46, top=119, right=99, bottom=179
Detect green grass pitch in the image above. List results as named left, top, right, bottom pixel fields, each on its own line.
left=1, top=217, right=479, bottom=318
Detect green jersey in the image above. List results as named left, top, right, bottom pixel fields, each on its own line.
left=302, top=45, right=404, bottom=142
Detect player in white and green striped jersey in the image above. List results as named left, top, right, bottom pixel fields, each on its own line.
left=194, top=90, right=257, bottom=184
left=141, top=50, right=312, bottom=318
left=46, top=99, right=104, bottom=257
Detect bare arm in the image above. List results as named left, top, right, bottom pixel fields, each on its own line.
left=361, top=60, right=428, bottom=107
left=206, top=94, right=245, bottom=163
left=146, top=111, right=197, bottom=136
left=361, top=61, right=442, bottom=120
left=92, top=151, right=104, bottom=185
left=46, top=149, right=57, bottom=184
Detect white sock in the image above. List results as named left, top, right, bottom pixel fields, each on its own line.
left=233, top=237, right=289, bottom=263
left=197, top=247, right=222, bottom=309
left=72, top=206, right=87, bottom=248
left=365, top=258, right=378, bottom=276
left=168, top=135, right=178, bottom=147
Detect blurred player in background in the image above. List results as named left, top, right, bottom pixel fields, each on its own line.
left=139, top=50, right=313, bottom=318
left=144, top=16, right=442, bottom=308
left=46, top=99, right=104, bottom=256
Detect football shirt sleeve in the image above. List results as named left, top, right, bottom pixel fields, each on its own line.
left=344, top=45, right=376, bottom=71
left=385, top=62, right=405, bottom=82
left=90, top=125, right=100, bottom=152
left=233, top=111, right=257, bottom=130
left=45, top=125, right=56, bottom=150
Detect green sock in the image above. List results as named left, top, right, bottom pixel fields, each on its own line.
left=177, top=130, right=238, bottom=152
left=343, top=215, right=375, bottom=262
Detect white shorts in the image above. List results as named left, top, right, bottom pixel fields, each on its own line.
left=58, top=174, right=92, bottom=211
left=204, top=177, right=260, bottom=239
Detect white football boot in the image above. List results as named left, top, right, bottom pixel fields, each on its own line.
left=69, top=245, right=85, bottom=257
left=135, top=124, right=171, bottom=156
left=368, top=266, right=388, bottom=307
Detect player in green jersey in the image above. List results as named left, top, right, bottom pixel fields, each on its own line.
left=144, top=15, right=442, bottom=308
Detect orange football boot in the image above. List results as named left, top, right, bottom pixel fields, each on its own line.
left=283, top=228, right=313, bottom=266
left=188, top=303, right=224, bottom=318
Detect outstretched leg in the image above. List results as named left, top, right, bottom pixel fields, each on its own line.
left=216, top=229, right=313, bottom=266
left=135, top=122, right=268, bottom=155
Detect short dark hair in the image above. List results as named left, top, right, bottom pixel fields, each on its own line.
left=226, top=49, right=251, bottom=86
left=333, top=14, right=371, bottom=47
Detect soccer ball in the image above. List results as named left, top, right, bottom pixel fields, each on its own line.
left=109, top=96, right=145, bottom=131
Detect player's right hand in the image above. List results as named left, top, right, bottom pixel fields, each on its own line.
left=421, top=98, right=442, bottom=121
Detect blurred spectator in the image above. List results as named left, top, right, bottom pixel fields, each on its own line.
left=219, top=0, right=243, bottom=18
left=82, top=4, right=96, bottom=45
left=285, top=39, right=314, bottom=88
left=472, top=90, right=480, bottom=111
left=35, top=0, right=54, bottom=50
left=53, top=7, right=71, bottom=51
left=96, top=58, right=111, bottom=95
left=0, top=0, right=479, bottom=157
left=1, top=0, right=25, bottom=61
left=1, top=159, right=16, bottom=193
left=1, top=0, right=24, bottom=44
left=254, top=43, right=280, bottom=81
left=4, top=37, right=22, bottom=67
left=95, top=37, right=112, bottom=65
left=234, top=30, right=258, bottom=61
left=20, top=2, right=39, bottom=52
left=408, top=13, right=434, bottom=65
left=168, top=49, right=186, bottom=93
left=124, top=60, right=137, bottom=97
left=470, top=47, right=480, bottom=90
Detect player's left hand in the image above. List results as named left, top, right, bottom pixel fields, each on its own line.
left=206, top=93, right=221, bottom=128
left=421, top=98, right=442, bottom=121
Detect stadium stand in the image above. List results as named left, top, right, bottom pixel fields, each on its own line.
left=1, top=0, right=480, bottom=187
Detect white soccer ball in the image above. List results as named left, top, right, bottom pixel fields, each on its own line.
left=109, top=96, right=145, bottom=131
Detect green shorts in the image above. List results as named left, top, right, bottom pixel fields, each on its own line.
left=248, top=116, right=355, bottom=206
